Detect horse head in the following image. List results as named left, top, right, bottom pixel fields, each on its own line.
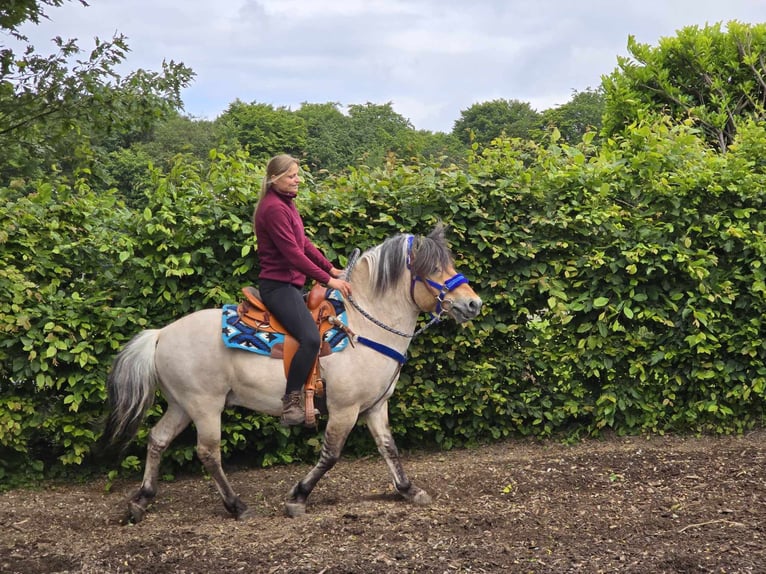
left=407, top=224, right=482, bottom=324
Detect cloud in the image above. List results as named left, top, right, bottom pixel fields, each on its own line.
left=11, top=0, right=766, bottom=132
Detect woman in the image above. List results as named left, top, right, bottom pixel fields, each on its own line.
left=253, top=154, right=352, bottom=426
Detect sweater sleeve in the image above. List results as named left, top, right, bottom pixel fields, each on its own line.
left=304, top=240, right=333, bottom=274
left=268, top=203, right=333, bottom=284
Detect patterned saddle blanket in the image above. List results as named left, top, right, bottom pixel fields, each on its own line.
left=221, top=289, right=350, bottom=356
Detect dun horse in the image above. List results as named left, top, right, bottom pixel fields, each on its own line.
left=105, top=224, right=482, bottom=522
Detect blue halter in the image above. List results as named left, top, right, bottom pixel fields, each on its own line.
left=346, top=234, right=472, bottom=365
left=406, top=235, right=469, bottom=320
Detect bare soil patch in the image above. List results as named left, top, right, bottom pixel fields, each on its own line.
left=1, top=430, right=764, bottom=573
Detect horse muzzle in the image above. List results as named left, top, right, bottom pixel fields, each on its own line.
left=444, top=296, right=483, bottom=323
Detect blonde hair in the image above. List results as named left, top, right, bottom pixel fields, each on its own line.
left=259, top=154, right=300, bottom=201
left=253, top=154, right=300, bottom=229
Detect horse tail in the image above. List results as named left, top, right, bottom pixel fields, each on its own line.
left=104, top=329, right=161, bottom=448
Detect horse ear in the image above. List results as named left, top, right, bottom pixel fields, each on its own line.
left=429, top=220, right=448, bottom=242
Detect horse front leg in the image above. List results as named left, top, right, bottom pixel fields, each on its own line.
left=285, top=408, right=358, bottom=517
left=124, top=404, right=191, bottom=524
left=364, top=402, right=432, bottom=505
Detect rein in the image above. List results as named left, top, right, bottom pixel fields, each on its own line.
left=345, top=247, right=416, bottom=339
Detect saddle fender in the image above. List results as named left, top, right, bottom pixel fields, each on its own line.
left=237, top=284, right=340, bottom=424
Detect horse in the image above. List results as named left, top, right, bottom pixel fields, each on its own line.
left=104, top=224, right=482, bottom=523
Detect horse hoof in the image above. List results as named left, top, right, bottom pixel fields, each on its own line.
left=412, top=489, right=432, bottom=506
left=127, top=501, right=146, bottom=524
left=236, top=508, right=256, bottom=521
left=116, top=509, right=134, bottom=526
left=284, top=502, right=306, bottom=518
left=401, top=486, right=432, bottom=506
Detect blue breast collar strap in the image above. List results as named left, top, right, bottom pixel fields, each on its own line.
left=356, top=336, right=407, bottom=364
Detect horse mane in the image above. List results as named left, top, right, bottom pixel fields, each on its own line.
left=362, top=223, right=453, bottom=296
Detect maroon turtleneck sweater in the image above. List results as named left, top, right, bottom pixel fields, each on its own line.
left=254, top=187, right=333, bottom=288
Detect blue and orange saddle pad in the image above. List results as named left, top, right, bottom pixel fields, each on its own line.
left=221, top=289, right=350, bottom=356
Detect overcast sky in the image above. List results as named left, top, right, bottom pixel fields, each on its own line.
left=13, top=0, right=766, bottom=133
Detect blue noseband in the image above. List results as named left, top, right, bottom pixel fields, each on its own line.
left=406, top=235, right=469, bottom=319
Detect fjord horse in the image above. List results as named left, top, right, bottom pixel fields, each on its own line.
left=105, top=224, right=482, bottom=522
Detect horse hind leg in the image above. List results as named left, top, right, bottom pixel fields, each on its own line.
left=194, top=412, right=251, bottom=520
left=123, top=404, right=191, bottom=524
left=365, top=404, right=432, bottom=505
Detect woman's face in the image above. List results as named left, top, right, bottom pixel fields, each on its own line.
left=272, top=164, right=300, bottom=195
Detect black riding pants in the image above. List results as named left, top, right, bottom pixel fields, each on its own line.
left=259, top=279, right=321, bottom=394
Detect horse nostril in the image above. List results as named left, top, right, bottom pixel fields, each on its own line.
left=469, top=299, right=482, bottom=315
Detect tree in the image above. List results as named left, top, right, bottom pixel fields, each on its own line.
left=452, top=99, right=542, bottom=147
left=295, top=102, right=353, bottom=174
left=346, top=102, right=413, bottom=167
left=539, top=88, right=605, bottom=145
left=218, top=100, right=307, bottom=162
left=297, top=102, right=465, bottom=174
left=397, top=129, right=467, bottom=168
left=1, top=5, right=194, bottom=185
left=602, top=21, right=766, bottom=153
left=136, top=113, right=236, bottom=164
left=0, top=0, right=86, bottom=33
left=101, top=113, right=238, bottom=206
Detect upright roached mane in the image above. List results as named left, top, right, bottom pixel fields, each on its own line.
left=367, top=226, right=453, bottom=296
left=104, top=225, right=482, bottom=523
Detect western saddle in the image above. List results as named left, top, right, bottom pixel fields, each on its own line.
left=237, top=284, right=343, bottom=426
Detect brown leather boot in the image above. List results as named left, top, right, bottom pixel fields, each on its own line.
left=280, top=391, right=305, bottom=426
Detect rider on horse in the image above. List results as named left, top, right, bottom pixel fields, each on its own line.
left=252, top=154, right=352, bottom=425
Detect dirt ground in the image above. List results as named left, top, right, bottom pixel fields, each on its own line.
left=1, top=430, right=764, bottom=574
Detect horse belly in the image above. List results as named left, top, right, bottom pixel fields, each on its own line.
left=153, top=308, right=284, bottom=416
left=226, top=351, right=285, bottom=415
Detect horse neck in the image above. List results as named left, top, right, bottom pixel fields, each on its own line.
left=348, top=259, right=419, bottom=346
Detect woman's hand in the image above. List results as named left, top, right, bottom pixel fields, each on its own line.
left=330, top=266, right=346, bottom=279
left=327, top=277, right=352, bottom=298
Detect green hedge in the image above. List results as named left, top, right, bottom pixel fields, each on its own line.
left=2, top=121, right=765, bottom=488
